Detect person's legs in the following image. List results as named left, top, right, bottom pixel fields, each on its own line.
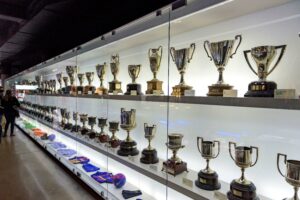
left=0, top=115, right=2, bottom=143
left=10, top=116, right=15, bottom=136
left=4, top=114, right=11, bottom=137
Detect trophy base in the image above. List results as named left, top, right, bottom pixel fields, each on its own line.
left=195, top=171, right=221, bottom=191
left=109, top=138, right=121, bottom=148
left=81, top=128, right=89, bottom=135
left=63, top=123, right=73, bottom=130
left=244, top=81, right=277, bottom=97
left=140, top=148, right=159, bottom=164
left=207, top=84, right=233, bottom=96
left=71, top=125, right=81, bottom=132
left=124, top=83, right=143, bottom=95
left=108, top=81, right=123, bottom=94
left=171, top=84, right=193, bottom=97
left=117, top=140, right=139, bottom=156
left=146, top=79, right=164, bottom=95
left=77, top=86, right=84, bottom=95
left=88, top=131, right=96, bottom=139
left=95, top=87, right=108, bottom=95
left=162, top=160, right=188, bottom=176
left=64, top=86, right=77, bottom=95
left=227, top=180, right=259, bottom=200
left=84, top=86, right=96, bottom=95
left=99, top=134, right=109, bottom=143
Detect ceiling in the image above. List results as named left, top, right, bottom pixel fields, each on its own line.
left=0, top=0, right=176, bottom=76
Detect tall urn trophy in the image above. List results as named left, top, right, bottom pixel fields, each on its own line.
left=84, top=72, right=96, bottom=95
left=277, top=153, right=300, bottom=200
left=117, top=108, right=139, bottom=156
left=66, top=66, right=77, bottom=95
left=140, top=123, right=159, bottom=164
left=170, top=43, right=196, bottom=97
left=95, top=63, right=108, bottom=95
left=244, top=45, right=286, bottom=97
left=228, top=142, right=259, bottom=200
left=146, top=46, right=164, bottom=95
left=108, top=54, right=123, bottom=94
left=204, top=35, right=242, bottom=96
left=124, top=65, right=143, bottom=95
left=195, top=137, right=221, bottom=190
left=77, top=73, right=85, bottom=95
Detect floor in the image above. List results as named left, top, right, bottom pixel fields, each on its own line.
left=0, top=128, right=96, bottom=200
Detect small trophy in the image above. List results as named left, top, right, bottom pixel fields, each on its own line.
left=95, top=63, right=108, bottom=95
left=50, top=80, right=56, bottom=94
left=87, top=116, right=97, bottom=139
left=140, top=123, right=159, bottom=164
left=146, top=46, right=164, bottom=95
left=80, top=114, right=89, bottom=135
left=84, top=72, right=96, bottom=95
left=124, top=65, right=143, bottom=95
left=49, top=106, right=56, bottom=123
left=228, top=142, right=259, bottom=200
left=170, top=43, right=196, bottom=97
left=118, top=108, right=139, bottom=156
left=56, top=73, right=63, bottom=94
left=62, top=76, right=69, bottom=94
left=108, top=121, right=121, bottom=148
left=66, top=66, right=77, bottom=95
left=108, top=54, right=123, bottom=94
left=35, top=75, right=42, bottom=94
left=98, top=118, right=109, bottom=143
left=244, top=45, right=286, bottom=97
left=277, top=153, right=300, bottom=200
left=64, top=111, right=72, bottom=130
left=71, top=112, right=81, bottom=133
left=162, top=133, right=188, bottom=176
left=204, top=35, right=242, bottom=96
left=60, top=108, right=67, bottom=128
left=77, top=73, right=85, bottom=95
left=195, top=137, right=221, bottom=190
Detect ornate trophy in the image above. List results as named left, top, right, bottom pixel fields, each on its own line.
left=64, top=111, right=72, bottom=130
left=195, top=137, right=221, bottom=190
left=108, top=121, right=121, bottom=148
left=84, top=72, right=96, bottom=95
left=80, top=114, right=89, bottom=135
left=140, top=123, right=159, bottom=164
left=124, top=65, right=143, bottom=95
left=98, top=118, right=109, bottom=143
left=117, top=108, right=139, bottom=156
left=56, top=73, right=63, bottom=94
left=228, top=142, right=259, bottom=200
left=71, top=112, right=80, bottom=132
left=108, top=54, right=123, bottom=94
left=95, top=63, right=108, bottom=95
left=87, top=116, right=97, bottom=139
left=146, top=46, right=164, bottom=95
left=66, top=66, right=77, bottom=95
left=35, top=75, right=42, bottom=94
left=277, top=153, right=300, bottom=200
left=60, top=108, right=67, bottom=128
left=162, top=133, right=188, bottom=176
left=204, top=35, right=242, bottom=96
left=244, top=45, right=286, bottom=97
left=77, top=73, right=85, bottom=95
left=170, top=43, right=196, bottom=97
left=62, top=76, right=69, bottom=94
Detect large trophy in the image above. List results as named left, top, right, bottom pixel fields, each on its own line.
left=228, top=142, right=259, bottom=200
left=162, top=133, right=188, bottom=176
left=146, top=46, right=164, bottom=95
left=170, top=43, right=196, bottom=97
left=124, top=65, right=143, bottom=95
left=98, top=118, right=109, bottom=143
left=77, top=73, right=85, bottom=95
left=204, top=35, right=242, bottom=96
left=87, top=116, right=97, bottom=139
left=108, top=121, right=121, bottom=148
left=195, top=137, right=221, bottom=191
left=277, top=153, right=300, bottom=200
left=117, top=108, right=139, bottom=156
left=108, top=54, right=123, bottom=94
left=56, top=73, right=63, bottom=94
left=95, top=63, right=108, bottom=95
left=66, top=66, right=77, bottom=95
left=244, top=45, right=286, bottom=97
left=80, top=114, right=89, bottom=135
left=71, top=112, right=80, bottom=133
left=140, top=123, right=159, bottom=164
left=62, top=76, right=69, bottom=94
left=84, top=72, right=96, bottom=95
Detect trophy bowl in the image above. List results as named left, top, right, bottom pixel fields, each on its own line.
left=108, top=54, right=123, bottom=94
left=124, top=65, right=143, bottom=95
left=95, top=63, right=108, bottom=95
left=108, top=121, right=121, bottom=148
left=98, top=117, right=109, bottom=143
left=140, top=123, right=159, bottom=164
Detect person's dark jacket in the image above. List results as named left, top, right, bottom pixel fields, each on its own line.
left=2, top=96, right=20, bottom=117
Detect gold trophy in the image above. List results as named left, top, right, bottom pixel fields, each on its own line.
left=204, top=35, right=242, bottom=96
left=66, top=66, right=77, bottom=95
left=108, top=121, right=121, bottom=148
left=71, top=112, right=80, bottom=133
left=84, top=72, right=96, bottom=95
left=95, top=63, right=108, bottom=95
left=117, top=108, right=139, bottom=156
left=146, top=46, right=164, bottom=95
left=77, top=73, right=85, bottom=95
left=80, top=114, right=89, bottom=135
left=87, top=116, right=97, bottom=139
left=56, top=73, right=63, bottom=94
left=195, top=137, right=221, bottom=190
left=244, top=45, right=286, bottom=97
left=277, top=153, right=300, bottom=200
left=108, top=54, right=123, bottom=94
left=162, top=133, right=188, bottom=176
left=124, top=65, right=143, bottom=95
left=228, top=142, right=259, bottom=200
left=140, top=123, right=159, bottom=164
left=170, top=43, right=196, bottom=97
left=98, top=118, right=109, bottom=143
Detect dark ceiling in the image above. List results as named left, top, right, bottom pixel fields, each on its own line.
left=0, top=0, right=177, bottom=77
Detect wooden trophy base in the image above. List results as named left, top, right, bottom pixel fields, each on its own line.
left=244, top=81, right=277, bottom=97
left=145, top=79, right=163, bottom=95
left=109, top=138, right=121, bottom=148
left=77, top=86, right=84, bottom=95
left=162, top=160, right=188, bottom=176
left=171, top=84, right=192, bottom=97
left=99, top=134, right=109, bottom=143
left=63, top=123, right=72, bottom=130
left=207, top=84, right=233, bottom=96
left=95, top=87, right=108, bottom=95
left=117, top=140, right=139, bottom=156
left=124, top=83, right=143, bottom=95
left=88, top=131, right=96, bottom=139
left=80, top=128, right=89, bottom=135
left=108, top=81, right=123, bottom=94
left=227, top=180, right=259, bottom=200
left=195, top=170, right=221, bottom=191
left=140, top=148, right=159, bottom=164
left=71, top=125, right=81, bottom=132
left=84, top=86, right=96, bottom=95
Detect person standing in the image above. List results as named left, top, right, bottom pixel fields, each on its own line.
left=2, top=90, right=20, bottom=137
left=0, top=88, right=4, bottom=142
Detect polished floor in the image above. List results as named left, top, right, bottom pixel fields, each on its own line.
left=0, top=128, right=96, bottom=200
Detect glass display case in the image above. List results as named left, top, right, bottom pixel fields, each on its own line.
left=6, top=0, right=300, bottom=199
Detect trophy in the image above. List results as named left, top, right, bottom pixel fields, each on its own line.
left=117, top=108, right=139, bottom=156
left=204, top=35, right=242, bottom=96
left=146, top=46, right=164, bottom=95
left=60, top=108, right=67, bottom=128
left=62, top=76, right=69, bottom=94
left=277, top=153, right=300, bottom=200
left=66, top=66, right=77, bottom=95
left=87, top=116, right=97, bottom=139
left=50, top=80, right=56, bottom=94
left=108, top=54, right=123, bottom=94
left=108, top=121, right=121, bottom=148
left=95, top=63, right=108, bottom=95
left=140, top=123, right=159, bottom=164
left=35, top=75, right=42, bottom=94
left=124, top=65, right=143, bottom=95
left=49, top=106, right=56, bottom=123
left=71, top=112, right=81, bottom=132
left=170, top=43, right=196, bottom=97
left=80, top=114, right=89, bottom=135
left=195, top=137, right=221, bottom=190
left=77, top=73, right=85, bottom=95
left=98, top=118, right=109, bottom=143
left=228, top=142, right=259, bottom=200
left=64, top=111, right=72, bottom=130
left=56, top=73, right=63, bottom=94
left=162, top=133, right=188, bottom=176
left=244, top=45, right=286, bottom=97
left=84, top=72, right=96, bottom=95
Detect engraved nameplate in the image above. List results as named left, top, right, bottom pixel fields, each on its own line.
left=78, top=91, right=82, bottom=95
left=223, top=89, right=238, bottom=97
left=182, top=177, right=193, bottom=188
left=184, top=90, right=195, bottom=96
left=153, top=90, right=162, bottom=96
left=130, top=90, right=137, bottom=96
left=113, top=90, right=118, bottom=95
left=88, top=91, right=92, bottom=95
left=274, top=89, right=296, bottom=99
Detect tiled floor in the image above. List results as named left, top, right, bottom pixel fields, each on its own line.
left=0, top=128, right=96, bottom=200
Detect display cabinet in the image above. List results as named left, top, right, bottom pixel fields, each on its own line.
left=6, top=0, right=300, bottom=199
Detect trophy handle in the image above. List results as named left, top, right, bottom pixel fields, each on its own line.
left=244, top=50, right=258, bottom=76
left=229, top=142, right=236, bottom=162
left=250, top=146, right=259, bottom=167
left=170, top=47, right=176, bottom=62
left=204, top=41, right=212, bottom=61
left=197, top=137, right=203, bottom=154
left=213, top=140, right=220, bottom=158
left=277, top=153, right=287, bottom=177
left=158, top=45, right=163, bottom=67
left=230, top=35, right=242, bottom=58
left=188, top=43, right=196, bottom=63
left=267, top=45, right=286, bottom=75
